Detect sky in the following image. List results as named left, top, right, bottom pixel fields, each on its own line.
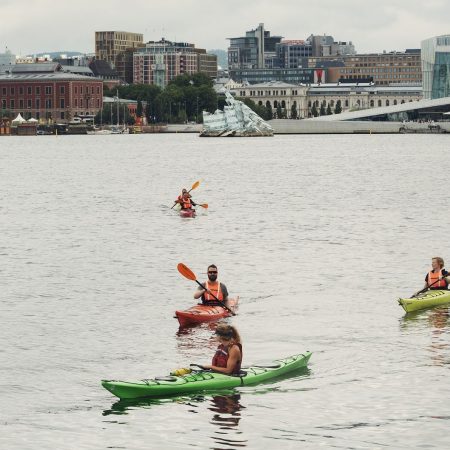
left=1, top=0, right=449, bottom=56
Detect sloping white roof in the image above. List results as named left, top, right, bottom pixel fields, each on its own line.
left=309, top=96, right=450, bottom=121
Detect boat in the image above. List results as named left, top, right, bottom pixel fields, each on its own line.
left=398, top=289, right=450, bottom=313
left=175, top=297, right=239, bottom=327
left=101, top=351, right=312, bottom=400
left=179, top=208, right=196, bottom=218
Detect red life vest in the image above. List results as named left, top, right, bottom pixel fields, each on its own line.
left=212, top=343, right=242, bottom=374
left=181, top=196, right=192, bottom=209
left=204, top=280, right=223, bottom=302
left=427, top=269, right=448, bottom=289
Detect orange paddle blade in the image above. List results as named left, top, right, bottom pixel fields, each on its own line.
left=200, top=203, right=208, bottom=209
left=190, top=181, right=200, bottom=191
left=177, top=263, right=197, bottom=281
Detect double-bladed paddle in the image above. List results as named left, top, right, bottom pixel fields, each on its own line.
left=171, top=181, right=200, bottom=209
left=177, top=263, right=235, bottom=316
left=412, top=275, right=449, bottom=298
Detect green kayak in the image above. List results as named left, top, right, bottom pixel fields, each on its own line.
left=102, top=352, right=312, bottom=400
left=398, top=289, right=450, bottom=313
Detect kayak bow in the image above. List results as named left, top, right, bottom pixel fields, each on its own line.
left=398, top=289, right=450, bottom=313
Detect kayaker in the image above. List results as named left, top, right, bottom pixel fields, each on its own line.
left=193, top=264, right=229, bottom=305
left=201, top=324, right=242, bottom=375
left=418, top=257, right=450, bottom=293
left=175, top=190, right=197, bottom=211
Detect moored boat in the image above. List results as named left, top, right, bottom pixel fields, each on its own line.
left=175, top=297, right=239, bottom=327
left=398, top=289, right=450, bottom=313
left=101, top=351, right=312, bottom=400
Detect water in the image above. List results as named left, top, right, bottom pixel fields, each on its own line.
left=1, top=133, right=449, bottom=449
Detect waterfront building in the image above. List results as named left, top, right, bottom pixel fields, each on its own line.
left=0, top=63, right=103, bottom=123
left=229, top=67, right=324, bottom=85
left=421, top=35, right=450, bottom=99
left=308, top=49, right=422, bottom=85
left=133, top=39, right=217, bottom=88
left=232, top=81, right=422, bottom=119
left=228, top=23, right=283, bottom=70
left=95, top=31, right=144, bottom=82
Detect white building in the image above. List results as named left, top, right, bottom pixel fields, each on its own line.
left=232, top=81, right=422, bottom=118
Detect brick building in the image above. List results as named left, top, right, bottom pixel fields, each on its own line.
left=0, top=63, right=103, bottom=123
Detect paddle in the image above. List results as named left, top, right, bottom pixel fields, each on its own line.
left=171, top=181, right=200, bottom=209
left=412, top=275, right=449, bottom=298
left=177, top=263, right=236, bottom=316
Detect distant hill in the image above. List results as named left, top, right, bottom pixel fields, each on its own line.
left=208, top=49, right=227, bottom=69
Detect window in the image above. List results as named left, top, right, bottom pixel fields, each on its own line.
left=19, top=99, right=24, bottom=108
left=60, top=99, right=65, bottom=108
left=378, top=100, right=382, bottom=107
left=36, top=86, right=40, bottom=95
left=28, top=86, right=32, bottom=95
left=11, top=87, right=15, bottom=95
left=386, top=100, right=390, bottom=106
left=1, top=99, right=6, bottom=109
left=10, top=99, right=15, bottom=109
left=36, top=99, right=40, bottom=109
left=27, top=99, right=32, bottom=108
left=393, top=100, right=397, bottom=105
left=45, top=86, right=52, bottom=95
left=19, top=87, right=24, bottom=95
left=45, top=99, right=52, bottom=109
left=2, top=87, right=6, bottom=95
left=75, top=86, right=78, bottom=94
left=60, top=112, right=65, bottom=119
left=60, top=86, right=65, bottom=94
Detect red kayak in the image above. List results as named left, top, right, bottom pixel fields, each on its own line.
left=179, top=208, right=196, bottom=218
left=175, top=297, right=239, bottom=327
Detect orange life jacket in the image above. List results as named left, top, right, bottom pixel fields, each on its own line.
left=212, top=343, right=242, bottom=374
left=180, top=196, right=192, bottom=209
left=204, top=280, right=223, bottom=302
left=427, top=269, right=447, bottom=289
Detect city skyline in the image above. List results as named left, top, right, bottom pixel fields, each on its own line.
left=1, top=0, right=449, bottom=56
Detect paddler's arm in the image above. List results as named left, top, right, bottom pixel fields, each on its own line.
left=194, top=283, right=206, bottom=300
left=203, top=346, right=241, bottom=374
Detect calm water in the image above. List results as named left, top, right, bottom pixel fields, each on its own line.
left=1, top=133, right=450, bottom=449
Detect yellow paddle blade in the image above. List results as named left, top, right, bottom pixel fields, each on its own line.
left=190, top=181, right=200, bottom=191
left=177, top=263, right=197, bottom=281
left=200, top=203, right=208, bottom=209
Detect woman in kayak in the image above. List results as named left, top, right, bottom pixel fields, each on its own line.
left=202, top=324, right=242, bottom=375
left=419, top=257, right=450, bottom=292
left=193, top=264, right=229, bottom=305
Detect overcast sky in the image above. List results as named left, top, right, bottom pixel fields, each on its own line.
left=1, top=0, right=449, bottom=56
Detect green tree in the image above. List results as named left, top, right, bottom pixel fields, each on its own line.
left=290, top=103, right=298, bottom=119
left=326, top=103, right=332, bottom=115
left=311, top=104, right=318, bottom=117
left=276, top=104, right=282, bottom=119
left=266, top=102, right=273, bottom=119
left=334, top=100, right=342, bottom=114
left=136, top=98, right=143, bottom=117
left=320, top=101, right=326, bottom=116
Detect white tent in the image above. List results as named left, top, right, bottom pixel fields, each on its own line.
left=12, top=113, right=26, bottom=124
left=27, top=117, right=38, bottom=123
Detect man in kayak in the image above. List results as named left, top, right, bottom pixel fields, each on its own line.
left=175, top=190, right=197, bottom=211
left=201, top=324, right=242, bottom=375
left=417, top=257, right=450, bottom=294
left=193, top=264, right=229, bottom=305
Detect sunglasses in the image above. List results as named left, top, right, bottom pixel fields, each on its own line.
left=208, top=271, right=218, bottom=274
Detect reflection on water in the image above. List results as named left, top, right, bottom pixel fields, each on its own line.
left=400, top=307, right=449, bottom=366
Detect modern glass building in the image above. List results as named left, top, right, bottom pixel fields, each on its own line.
left=421, top=35, right=450, bottom=99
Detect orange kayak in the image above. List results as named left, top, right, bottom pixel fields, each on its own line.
left=175, top=297, right=239, bottom=327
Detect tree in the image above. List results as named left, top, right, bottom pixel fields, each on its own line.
left=136, top=98, right=143, bottom=117
left=290, top=104, right=298, bottom=119
left=326, top=103, right=332, bottom=115
left=238, top=97, right=270, bottom=121
left=320, top=101, right=326, bottom=116
left=276, top=104, right=282, bottom=119
left=334, top=100, right=342, bottom=114
left=311, top=104, right=318, bottom=117
left=266, top=102, right=273, bottom=119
